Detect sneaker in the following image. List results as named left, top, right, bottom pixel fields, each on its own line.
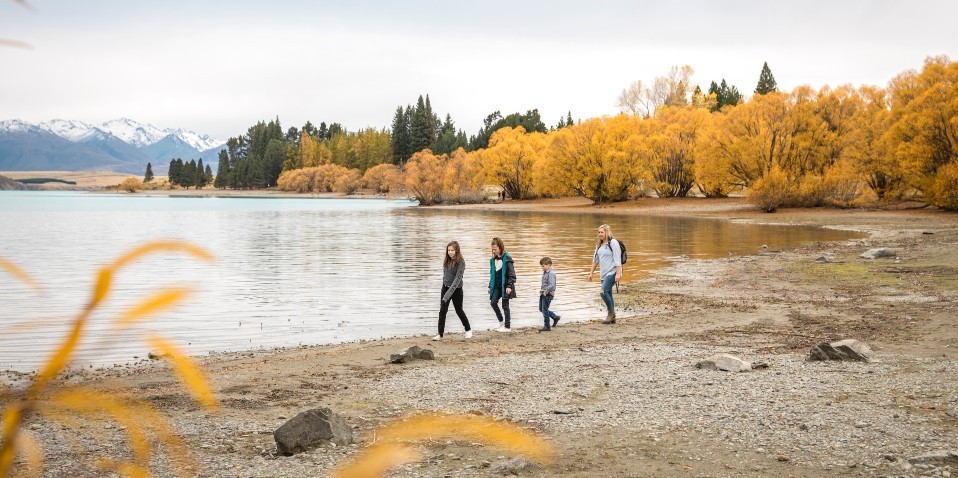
left=552, top=315, right=561, bottom=327
left=496, top=327, right=511, bottom=333
left=538, top=327, right=551, bottom=332
left=431, top=335, right=442, bottom=341
left=464, top=330, right=473, bottom=339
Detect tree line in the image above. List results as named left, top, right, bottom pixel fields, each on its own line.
left=390, top=57, right=957, bottom=211
left=162, top=56, right=958, bottom=212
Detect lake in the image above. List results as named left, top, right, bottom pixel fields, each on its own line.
left=0, top=191, right=863, bottom=371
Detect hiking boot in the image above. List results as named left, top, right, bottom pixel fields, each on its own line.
left=552, top=315, right=561, bottom=327
left=601, top=310, right=616, bottom=324
left=538, top=327, right=551, bottom=332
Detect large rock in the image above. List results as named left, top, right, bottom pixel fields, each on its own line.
left=695, top=353, right=752, bottom=372
left=807, top=339, right=872, bottom=362
left=907, top=450, right=958, bottom=466
left=390, top=345, right=435, bottom=364
left=860, top=248, right=897, bottom=259
left=273, top=408, right=352, bottom=456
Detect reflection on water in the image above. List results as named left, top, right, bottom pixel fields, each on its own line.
left=0, top=191, right=863, bottom=371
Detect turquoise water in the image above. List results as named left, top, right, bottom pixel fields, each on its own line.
left=0, top=191, right=862, bottom=371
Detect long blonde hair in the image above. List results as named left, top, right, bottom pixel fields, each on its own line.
left=595, top=224, right=613, bottom=248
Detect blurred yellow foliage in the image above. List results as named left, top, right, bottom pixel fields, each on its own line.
left=0, top=241, right=218, bottom=477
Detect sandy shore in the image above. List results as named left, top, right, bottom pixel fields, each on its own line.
left=6, top=199, right=958, bottom=477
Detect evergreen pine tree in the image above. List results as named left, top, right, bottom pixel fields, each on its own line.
left=143, top=162, right=154, bottom=183
left=755, top=62, right=778, bottom=95
left=168, top=158, right=181, bottom=186
left=214, top=150, right=230, bottom=189
left=264, top=139, right=287, bottom=187
left=566, top=111, right=574, bottom=127
left=181, top=160, right=196, bottom=188
left=391, top=105, right=410, bottom=164
left=195, top=158, right=206, bottom=188
left=205, top=164, right=213, bottom=186
left=411, top=95, right=433, bottom=153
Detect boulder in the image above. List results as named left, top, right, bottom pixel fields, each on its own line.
left=273, top=408, right=352, bottom=456
left=695, top=353, right=752, bottom=372
left=390, top=345, right=434, bottom=364
left=860, top=248, right=897, bottom=259
left=807, top=339, right=872, bottom=362
left=907, top=450, right=958, bottom=466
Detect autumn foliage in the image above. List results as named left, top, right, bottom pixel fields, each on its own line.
left=274, top=57, right=957, bottom=211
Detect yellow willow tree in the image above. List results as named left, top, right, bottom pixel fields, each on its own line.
left=480, top=127, right=546, bottom=200
left=884, top=56, right=958, bottom=197
left=404, top=149, right=447, bottom=205
left=349, top=127, right=393, bottom=173
left=842, top=85, right=901, bottom=199
left=544, top=116, right=647, bottom=203
left=362, top=163, right=402, bottom=194
left=694, top=116, right=737, bottom=197
left=301, top=132, right=331, bottom=168
left=443, top=148, right=484, bottom=203
left=710, top=88, right=829, bottom=189
left=646, top=106, right=711, bottom=197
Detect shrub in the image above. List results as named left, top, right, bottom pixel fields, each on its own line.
left=929, top=162, right=958, bottom=211
left=747, top=167, right=793, bottom=212
left=333, top=168, right=362, bottom=194
left=362, top=164, right=401, bottom=194
left=277, top=170, right=311, bottom=193
left=821, top=161, right=865, bottom=207
left=119, top=177, right=142, bottom=193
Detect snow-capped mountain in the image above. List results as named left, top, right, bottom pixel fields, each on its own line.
left=33, top=118, right=223, bottom=151
left=1, top=118, right=226, bottom=174
left=0, top=119, right=44, bottom=134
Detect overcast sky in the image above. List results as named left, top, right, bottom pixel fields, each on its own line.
left=2, top=0, right=956, bottom=140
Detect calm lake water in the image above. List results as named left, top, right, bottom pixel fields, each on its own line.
left=0, top=191, right=863, bottom=371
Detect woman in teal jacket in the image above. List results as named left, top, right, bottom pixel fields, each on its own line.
left=488, top=237, right=517, bottom=332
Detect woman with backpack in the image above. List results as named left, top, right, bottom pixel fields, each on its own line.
left=588, top=224, right=622, bottom=324
left=488, top=237, right=516, bottom=332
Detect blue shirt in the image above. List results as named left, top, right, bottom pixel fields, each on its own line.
left=593, top=239, right=622, bottom=279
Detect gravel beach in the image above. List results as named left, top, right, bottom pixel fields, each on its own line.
left=5, top=198, right=957, bottom=477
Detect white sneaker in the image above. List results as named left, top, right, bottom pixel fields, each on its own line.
left=496, top=327, right=511, bottom=333
left=464, top=330, right=473, bottom=339
left=431, top=335, right=442, bottom=341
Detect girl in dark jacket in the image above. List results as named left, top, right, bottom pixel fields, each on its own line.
left=434, top=241, right=471, bottom=340
left=488, top=237, right=517, bottom=332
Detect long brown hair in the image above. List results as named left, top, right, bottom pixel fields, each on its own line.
left=444, top=241, right=464, bottom=268
left=491, top=237, right=505, bottom=257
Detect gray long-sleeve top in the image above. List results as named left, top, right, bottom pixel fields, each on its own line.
left=442, top=260, right=465, bottom=302
left=540, top=269, right=557, bottom=296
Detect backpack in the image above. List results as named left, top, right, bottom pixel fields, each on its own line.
left=608, top=238, right=628, bottom=264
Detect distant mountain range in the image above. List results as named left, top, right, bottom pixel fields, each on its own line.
left=0, top=118, right=226, bottom=175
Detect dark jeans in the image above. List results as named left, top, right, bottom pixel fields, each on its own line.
left=490, top=287, right=511, bottom=328
left=539, top=294, right=558, bottom=328
left=439, top=286, right=470, bottom=337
